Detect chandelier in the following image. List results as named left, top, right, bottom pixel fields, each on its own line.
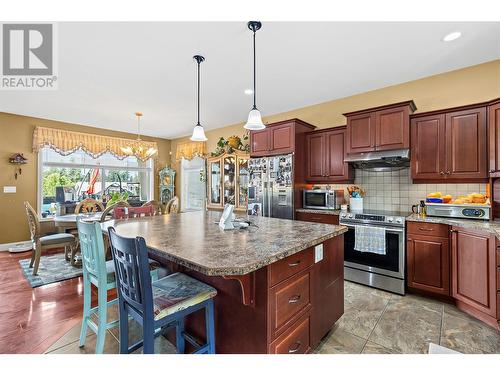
left=121, top=112, right=158, bottom=161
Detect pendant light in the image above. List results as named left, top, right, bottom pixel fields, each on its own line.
left=190, top=55, right=208, bottom=142
left=244, top=21, right=266, bottom=131
left=121, top=112, right=158, bottom=161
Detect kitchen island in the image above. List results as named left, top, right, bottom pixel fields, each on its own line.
left=101, top=211, right=347, bottom=353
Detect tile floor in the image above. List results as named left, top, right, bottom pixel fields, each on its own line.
left=44, top=281, right=500, bottom=354
left=315, top=281, right=500, bottom=354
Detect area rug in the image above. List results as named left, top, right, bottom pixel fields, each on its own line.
left=19, top=254, right=83, bottom=288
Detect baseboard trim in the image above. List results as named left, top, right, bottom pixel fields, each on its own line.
left=0, top=241, right=32, bottom=252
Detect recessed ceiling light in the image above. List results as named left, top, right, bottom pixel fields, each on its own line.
left=443, top=31, right=462, bottom=42
left=244, top=88, right=254, bottom=95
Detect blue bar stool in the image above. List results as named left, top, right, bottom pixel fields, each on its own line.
left=108, top=227, right=217, bottom=354
left=77, top=219, right=160, bottom=354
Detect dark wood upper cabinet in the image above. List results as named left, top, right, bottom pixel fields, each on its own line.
left=451, top=227, right=497, bottom=318
left=305, top=133, right=326, bottom=180
left=346, top=113, right=376, bottom=153
left=270, top=123, right=294, bottom=154
left=250, top=119, right=316, bottom=157
left=376, top=106, right=410, bottom=150
left=445, top=107, right=487, bottom=181
left=406, top=222, right=450, bottom=296
left=488, top=98, right=500, bottom=176
left=250, top=129, right=270, bottom=156
left=305, top=126, right=353, bottom=183
left=411, top=103, right=488, bottom=183
left=411, top=114, right=446, bottom=180
left=344, top=101, right=416, bottom=154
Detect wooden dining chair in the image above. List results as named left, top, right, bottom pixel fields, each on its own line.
left=113, top=205, right=154, bottom=219
left=99, top=201, right=131, bottom=223
left=24, top=202, right=77, bottom=275
left=75, top=198, right=105, bottom=214
left=142, top=200, right=162, bottom=215
left=165, top=197, right=179, bottom=214
left=108, top=228, right=217, bottom=354
left=77, top=219, right=161, bottom=354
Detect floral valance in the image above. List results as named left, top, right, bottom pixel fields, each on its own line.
left=175, top=140, right=206, bottom=161
left=32, top=126, right=158, bottom=160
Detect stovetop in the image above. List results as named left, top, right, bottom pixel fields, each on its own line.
left=339, top=209, right=409, bottom=227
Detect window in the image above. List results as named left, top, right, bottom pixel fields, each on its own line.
left=181, top=157, right=205, bottom=211
left=38, top=147, right=153, bottom=216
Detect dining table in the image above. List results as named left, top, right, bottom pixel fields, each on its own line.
left=53, top=213, right=104, bottom=232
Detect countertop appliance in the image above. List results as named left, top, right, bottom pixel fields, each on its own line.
left=343, top=149, right=410, bottom=171
left=425, top=202, right=491, bottom=220
left=303, top=189, right=344, bottom=210
left=247, top=154, right=294, bottom=220
left=340, top=209, right=407, bottom=295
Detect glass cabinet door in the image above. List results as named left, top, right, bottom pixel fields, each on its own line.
left=223, top=155, right=236, bottom=205
left=209, top=160, right=221, bottom=205
left=237, top=157, right=249, bottom=208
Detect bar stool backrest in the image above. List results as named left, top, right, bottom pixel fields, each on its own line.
left=108, top=227, right=153, bottom=315
left=77, top=219, right=107, bottom=281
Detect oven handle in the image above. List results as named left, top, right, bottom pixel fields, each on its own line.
left=340, top=222, right=404, bottom=233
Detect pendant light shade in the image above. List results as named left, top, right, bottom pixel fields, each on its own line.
left=245, top=108, right=265, bottom=130
left=190, top=123, right=207, bottom=142
left=244, top=21, right=266, bottom=131
left=190, top=55, right=208, bottom=142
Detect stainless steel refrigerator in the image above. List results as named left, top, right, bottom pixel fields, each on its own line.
left=247, top=154, right=294, bottom=220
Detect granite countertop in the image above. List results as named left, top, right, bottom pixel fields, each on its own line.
left=406, top=213, right=500, bottom=239
left=101, top=211, right=347, bottom=276
left=295, top=208, right=341, bottom=215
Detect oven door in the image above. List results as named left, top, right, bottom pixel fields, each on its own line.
left=342, top=222, right=405, bottom=279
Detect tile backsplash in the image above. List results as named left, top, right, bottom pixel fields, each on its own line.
left=314, top=168, right=487, bottom=213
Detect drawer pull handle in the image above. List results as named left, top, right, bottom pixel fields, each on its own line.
left=418, top=228, right=434, bottom=231
left=288, top=261, right=301, bottom=267
left=288, top=341, right=302, bottom=353
left=288, top=294, right=301, bottom=304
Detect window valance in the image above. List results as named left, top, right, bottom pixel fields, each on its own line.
left=175, top=140, right=207, bottom=161
left=32, top=126, right=158, bottom=160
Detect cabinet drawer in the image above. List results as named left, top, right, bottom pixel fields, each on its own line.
left=269, top=247, right=314, bottom=286
left=296, top=212, right=339, bottom=225
left=270, top=314, right=310, bottom=354
left=270, top=272, right=311, bottom=332
left=407, top=222, right=449, bottom=238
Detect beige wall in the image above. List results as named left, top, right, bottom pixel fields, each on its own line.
left=0, top=113, right=171, bottom=244
left=171, top=59, right=500, bottom=205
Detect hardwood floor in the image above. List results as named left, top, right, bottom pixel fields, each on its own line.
left=0, top=248, right=94, bottom=354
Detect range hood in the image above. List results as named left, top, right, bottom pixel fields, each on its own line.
left=344, top=149, right=410, bottom=171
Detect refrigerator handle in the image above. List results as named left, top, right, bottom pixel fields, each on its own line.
left=263, top=181, right=268, bottom=217
left=268, top=181, right=273, bottom=217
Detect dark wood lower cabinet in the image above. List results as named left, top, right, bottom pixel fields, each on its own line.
left=451, top=227, right=497, bottom=318
left=407, top=222, right=499, bottom=329
left=407, top=233, right=450, bottom=296
left=295, top=211, right=339, bottom=225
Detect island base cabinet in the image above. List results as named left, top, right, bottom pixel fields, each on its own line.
left=175, top=236, right=345, bottom=353
left=310, top=235, right=344, bottom=346
left=451, top=227, right=497, bottom=321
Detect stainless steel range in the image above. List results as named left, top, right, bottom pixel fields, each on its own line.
left=339, top=210, right=407, bottom=295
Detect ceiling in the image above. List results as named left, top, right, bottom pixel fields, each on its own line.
left=1, top=22, right=499, bottom=139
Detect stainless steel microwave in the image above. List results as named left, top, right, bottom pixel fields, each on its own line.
left=303, top=189, right=344, bottom=210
